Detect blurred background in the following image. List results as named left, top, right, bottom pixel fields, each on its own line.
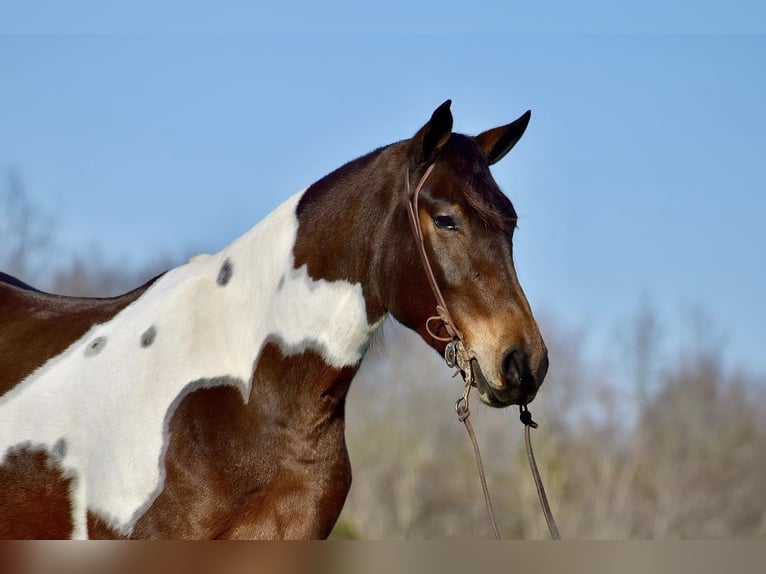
left=2, top=8, right=765, bottom=538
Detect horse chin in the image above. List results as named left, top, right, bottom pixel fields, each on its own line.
left=470, top=358, right=536, bottom=408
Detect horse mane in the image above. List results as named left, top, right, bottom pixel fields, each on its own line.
left=0, top=271, right=165, bottom=301
left=0, top=271, right=40, bottom=292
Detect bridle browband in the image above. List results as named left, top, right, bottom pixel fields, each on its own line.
left=404, top=162, right=561, bottom=540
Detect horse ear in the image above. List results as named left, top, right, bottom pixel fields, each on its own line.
left=410, top=100, right=453, bottom=166
left=475, top=110, right=531, bottom=165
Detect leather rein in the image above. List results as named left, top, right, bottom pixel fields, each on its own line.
left=404, top=163, right=561, bottom=540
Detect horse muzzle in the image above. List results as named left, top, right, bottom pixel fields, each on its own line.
left=471, top=344, right=548, bottom=407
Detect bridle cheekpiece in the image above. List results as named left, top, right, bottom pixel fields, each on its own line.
left=402, top=161, right=561, bottom=540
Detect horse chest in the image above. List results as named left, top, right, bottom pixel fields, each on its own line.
left=116, top=344, right=356, bottom=539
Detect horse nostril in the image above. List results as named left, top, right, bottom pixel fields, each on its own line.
left=501, top=346, right=526, bottom=387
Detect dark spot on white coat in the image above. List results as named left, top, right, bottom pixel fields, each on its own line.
left=84, top=336, right=107, bottom=357
left=141, top=326, right=157, bottom=348
left=217, top=259, right=233, bottom=286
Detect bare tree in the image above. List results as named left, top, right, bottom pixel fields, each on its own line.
left=49, top=250, right=172, bottom=297
left=337, top=310, right=766, bottom=539
left=0, top=167, right=54, bottom=284
left=615, top=296, right=662, bottom=408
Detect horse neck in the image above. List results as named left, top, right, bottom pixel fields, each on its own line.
left=291, top=144, right=408, bottom=327
left=206, top=147, right=405, bottom=389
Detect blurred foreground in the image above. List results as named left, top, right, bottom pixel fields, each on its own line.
left=5, top=542, right=766, bottom=574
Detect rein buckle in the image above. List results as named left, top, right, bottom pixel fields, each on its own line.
left=444, top=339, right=474, bottom=386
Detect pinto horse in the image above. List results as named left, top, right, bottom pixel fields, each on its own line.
left=0, top=101, right=547, bottom=539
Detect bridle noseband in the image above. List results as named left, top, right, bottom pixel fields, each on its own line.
left=404, top=162, right=561, bottom=540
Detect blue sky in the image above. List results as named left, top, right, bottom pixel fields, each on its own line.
left=1, top=8, right=765, bottom=378
left=2, top=1, right=765, bottom=34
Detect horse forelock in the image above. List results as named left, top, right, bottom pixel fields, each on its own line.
left=442, top=134, right=518, bottom=234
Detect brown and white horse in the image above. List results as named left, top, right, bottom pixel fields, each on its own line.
left=0, top=101, right=547, bottom=539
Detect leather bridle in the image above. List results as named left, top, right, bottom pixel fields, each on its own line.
left=404, top=162, right=561, bottom=540
left=404, top=164, right=475, bottom=378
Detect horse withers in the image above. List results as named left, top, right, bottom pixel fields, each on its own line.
left=0, top=101, right=547, bottom=539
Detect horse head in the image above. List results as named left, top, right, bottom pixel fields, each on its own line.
left=384, top=101, right=548, bottom=408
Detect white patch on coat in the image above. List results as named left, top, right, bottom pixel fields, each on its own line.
left=187, top=253, right=211, bottom=264
left=0, top=190, right=385, bottom=538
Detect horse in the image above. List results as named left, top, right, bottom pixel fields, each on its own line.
left=0, top=100, right=548, bottom=539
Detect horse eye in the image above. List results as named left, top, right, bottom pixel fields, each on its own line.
left=433, top=215, right=459, bottom=231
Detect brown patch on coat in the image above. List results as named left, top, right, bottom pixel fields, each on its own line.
left=116, top=341, right=356, bottom=539
left=0, top=445, right=74, bottom=539
left=293, top=147, right=394, bottom=322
